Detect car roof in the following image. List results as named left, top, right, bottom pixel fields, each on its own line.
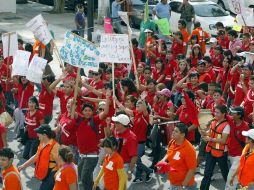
left=170, top=0, right=216, bottom=5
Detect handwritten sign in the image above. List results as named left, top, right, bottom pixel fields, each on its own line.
left=236, top=8, right=254, bottom=27
left=1, top=32, right=18, bottom=58
left=60, top=31, right=100, bottom=76
left=99, top=34, right=130, bottom=63
left=228, top=0, right=245, bottom=14
left=26, top=56, right=47, bottom=83
left=245, top=52, right=254, bottom=64
left=12, top=50, right=31, bottom=77
left=26, top=14, right=52, bottom=45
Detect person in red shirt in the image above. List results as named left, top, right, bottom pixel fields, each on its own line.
left=243, top=76, right=254, bottom=124
left=209, top=38, right=217, bottom=57
left=217, top=57, right=231, bottom=93
left=196, top=60, right=211, bottom=84
left=168, top=31, right=184, bottom=59
left=203, top=56, right=216, bottom=83
left=115, top=99, right=154, bottom=183
left=178, top=19, right=189, bottom=55
left=226, top=107, right=249, bottom=189
left=152, top=58, right=166, bottom=84
left=120, top=78, right=139, bottom=102
left=241, top=33, right=251, bottom=52
left=189, top=44, right=203, bottom=68
left=145, top=30, right=156, bottom=66
left=39, top=75, right=55, bottom=124
left=0, top=84, right=6, bottom=114
left=112, top=114, right=138, bottom=181
left=13, top=76, right=34, bottom=138
left=76, top=94, right=110, bottom=190
left=0, top=123, right=7, bottom=149
left=89, top=70, right=104, bottom=99
left=23, top=96, right=44, bottom=160
left=207, top=88, right=225, bottom=114
left=130, top=38, right=142, bottom=80
left=211, top=45, right=224, bottom=73
left=144, top=79, right=157, bottom=106
left=217, top=30, right=230, bottom=50
left=164, top=50, right=178, bottom=89
left=158, top=40, right=167, bottom=61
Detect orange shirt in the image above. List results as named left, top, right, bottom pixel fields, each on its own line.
left=53, top=163, right=77, bottom=190
left=180, top=28, right=189, bottom=47
left=2, top=164, right=22, bottom=190
left=238, top=144, right=254, bottom=187
left=33, top=40, right=46, bottom=56
left=190, top=27, right=210, bottom=55
left=103, top=152, right=124, bottom=190
left=167, top=139, right=197, bottom=186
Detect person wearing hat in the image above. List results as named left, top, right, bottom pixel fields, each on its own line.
left=112, top=113, right=138, bottom=181
left=115, top=98, right=154, bottom=183
left=217, top=29, right=230, bottom=50
left=0, top=148, right=22, bottom=190
left=77, top=93, right=110, bottom=190
left=18, top=124, right=60, bottom=190
left=159, top=123, right=197, bottom=190
left=230, top=129, right=254, bottom=188
left=225, top=107, right=249, bottom=190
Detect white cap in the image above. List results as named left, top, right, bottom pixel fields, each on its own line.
left=112, top=114, right=130, bottom=126
left=242, top=129, right=254, bottom=140
left=209, top=37, right=217, bottom=43
left=144, top=29, right=153, bottom=33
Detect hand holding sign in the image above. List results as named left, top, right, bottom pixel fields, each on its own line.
left=26, top=56, right=47, bottom=83
left=12, top=50, right=31, bottom=77
left=1, top=32, right=18, bottom=58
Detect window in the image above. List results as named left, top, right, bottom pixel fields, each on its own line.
left=194, top=4, right=229, bottom=17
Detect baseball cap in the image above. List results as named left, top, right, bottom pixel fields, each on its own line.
left=112, top=114, right=130, bottom=126
left=157, top=88, right=172, bottom=97
left=144, top=29, right=153, bottom=33
left=34, top=124, right=53, bottom=136
left=230, top=106, right=244, bottom=115
left=209, top=38, right=217, bottom=43
left=242, top=129, right=254, bottom=140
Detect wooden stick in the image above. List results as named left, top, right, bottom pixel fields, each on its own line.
left=71, top=67, right=81, bottom=119
left=112, top=63, right=116, bottom=109
left=52, top=40, right=65, bottom=70
left=5, top=33, right=11, bottom=91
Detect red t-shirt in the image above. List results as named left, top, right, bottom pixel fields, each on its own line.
left=211, top=54, right=223, bottom=72
left=219, top=68, right=229, bottom=91
left=153, top=101, right=168, bottom=117
left=217, top=36, right=230, bottom=49
left=227, top=117, right=249, bottom=157
left=164, top=59, right=177, bottom=81
left=131, top=48, right=142, bottom=73
left=0, top=123, right=6, bottom=149
left=39, top=83, right=55, bottom=116
left=58, top=113, right=78, bottom=146
left=152, top=69, right=165, bottom=83
left=241, top=43, right=250, bottom=51
left=0, top=63, right=11, bottom=92
left=207, top=68, right=216, bottom=83
left=171, top=40, right=184, bottom=59
left=115, top=128, right=138, bottom=163
left=189, top=56, right=202, bottom=68
left=233, top=78, right=249, bottom=107
left=89, top=80, right=104, bottom=98
left=146, top=91, right=155, bottom=106
left=0, top=92, right=6, bottom=114
left=244, top=90, right=254, bottom=123
left=176, top=105, right=196, bottom=142
left=76, top=115, right=101, bottom=154
left=131, top=111, right=149, bottom=142
left=18, top=82, right=34, bottom=109
left=56, top=89, right=74, bottom=114
left=25, top=110, right=44, bottom=139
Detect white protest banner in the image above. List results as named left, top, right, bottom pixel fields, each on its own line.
left=12, top=50, right=31, bottom=77
left=60, top=31, right=100, bottom=76
left=1, top=32, right=18, bottom=58
left=26, top=56, right=47, bottom=83
left=245, top=52, right=254, bottom=64
left=228, top=0, right=244, bottom=14
left=99, top=34, right=131, bottom=63
left=26, top=14, right=52, bottom=45
left=118, top=11, right=132, bottom=34
left=236, top=9, right=254, bottom=27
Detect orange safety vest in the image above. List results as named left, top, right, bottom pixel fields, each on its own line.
left=35, top=140, right=57, bottom=180
left=206, top=120, right=228, bottom=157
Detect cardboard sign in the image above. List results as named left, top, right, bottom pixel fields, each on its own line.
left=1, top=32, right=18, bottom=58
left=60, top=31, right=100, bottom=76
left=26, top=56, right=47, bottom=83
left=99, top=34, right=130, bottom=63
left=12, top=50, right=31, bottom=77
left=26, top=14, right=52, bottom=45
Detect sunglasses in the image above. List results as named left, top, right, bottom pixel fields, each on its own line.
left=92, top=73, right=99, bottom=76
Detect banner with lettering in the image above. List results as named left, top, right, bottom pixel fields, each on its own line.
left=26, top=56, right=47, bottom=83
left=26, top=14, right=52, bottom=45
left=60, top=31, right=100, bottom=76
left=1, top=32, right=18, bottom=58
left=12, top=50, right=31, bottom=77
left=99, top=34, right=130, bottom=63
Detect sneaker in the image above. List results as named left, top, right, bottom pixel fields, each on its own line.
left=145, top=170, right=154, bottom=183
left=133, top=178, right=143, bottom=184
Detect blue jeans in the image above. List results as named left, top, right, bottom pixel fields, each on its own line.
left=23, top=138, right=39, bottom=160
left=112, top=18, right=123, bottom=34
left=170, top=183, right=197, bottom=190
left=135, top=143, right=153, bottom=179
left=78, top=156, right=98, bottom=190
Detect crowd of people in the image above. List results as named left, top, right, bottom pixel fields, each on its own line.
left=1, top=0, right=254, bottom=190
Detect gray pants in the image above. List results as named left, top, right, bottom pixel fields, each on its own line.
left=186, top=21, right=193, bottom=35
left=13, top=108, right=25, bottom=135
left=78, top=156, right=98, bottom=190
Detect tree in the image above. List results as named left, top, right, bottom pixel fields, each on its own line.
left=53, top=0, right=65, bottom=13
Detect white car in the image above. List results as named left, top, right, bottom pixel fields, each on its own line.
left=169, top=0, right=235, bottom=36
left=211, top=0, right=254, bottom=12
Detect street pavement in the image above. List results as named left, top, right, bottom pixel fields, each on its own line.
left=0, top=1, right=225, bottom=189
